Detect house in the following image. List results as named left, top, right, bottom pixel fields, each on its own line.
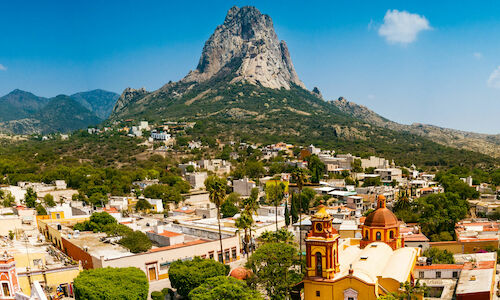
left=186, top=172, right=208, bottom=189
left=374, top=168, right=403, bottom=184
left=232, top=178, right=256, bottom=197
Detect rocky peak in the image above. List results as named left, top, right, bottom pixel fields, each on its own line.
left=182, top=6, right=304, bottom=90
left=112, top=87, right=149, bottom=113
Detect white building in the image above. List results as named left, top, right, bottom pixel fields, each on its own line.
left=233, top=178, right=256, bottom=197
left=374, top=168, right=403, bottom=184
left=186, top=172, right=208, bottom=189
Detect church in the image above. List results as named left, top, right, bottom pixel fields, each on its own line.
left=302, top=195, right=420, bottom=299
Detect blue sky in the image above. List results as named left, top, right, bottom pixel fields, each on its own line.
left=1, top=1, right=499, bottom=134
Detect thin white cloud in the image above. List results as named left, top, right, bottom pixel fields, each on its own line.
left=0, top=64, right=6, bottom=71
left=378, top=9, right=431, bottom=45
left=487, top=66, right=500, bottom=89
left=473, top=52, right=483, bottom=59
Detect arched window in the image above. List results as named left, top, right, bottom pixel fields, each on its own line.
left=316, top=252, right=322, bottom=277
left=389, top=231, right=394, bottom=239
left=376, top=232, right=381, bottom=241
left=364, top=230, right=368, bottom=239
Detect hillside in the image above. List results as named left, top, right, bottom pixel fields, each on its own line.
left=0, top=89, right=49, bottom=121
left=0, top=89, right=118, bottom=134
left=331, top=97, right=500, bottom=158
left=108, top=7, right=498, bottom=168
left=71, top=89, right=120, bottom=119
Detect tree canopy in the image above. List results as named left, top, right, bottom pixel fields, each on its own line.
left=246, top=242, right=302, bottom=300
left=189, top=276, right=262, bottom=300
left=168, top=257, right=230, bottom=298
left=73, top=267, right=148, bottom=300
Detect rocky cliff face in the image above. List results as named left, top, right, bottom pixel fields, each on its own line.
left=182, top=6, right=304, bottom=90
left=112, top=87, right=149, bottom=114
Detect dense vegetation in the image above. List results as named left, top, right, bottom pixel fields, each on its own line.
left=73, top=267, right=148, bottom=300
left=168, top=257, right=230, bottom=298
left=393, top=168, right=481, bottom=241
left=189, top=276, right=262, bottom=300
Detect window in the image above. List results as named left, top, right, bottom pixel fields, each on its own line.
left=232, top=248, right=237, bottom=260
left=209, top=252, right=214, bottom=260
left=376, top=232, right=381, bottom=241
left=218, top=252, right=223, bottom=263
left=389, top=231, right=394, bottom=239
left=436, top=271, right=441, bottom=278
left=225, top=250, right=230, bottom=262
left=315, top=223, right=323, bottom=232
left=364, top=231, right=368, bottom=239
left=315, top=252, right=322, bottom=277
left=419, top=271, right=424, bottom=278
left=316, top=291, right=320, bottom=297
left=2, top=283, right=11, bottom=297
left=452, top=271, right=458, bottom=278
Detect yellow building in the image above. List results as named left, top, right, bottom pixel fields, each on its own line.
left=303, top=205, right=421, bottom=300
left=4, top=237, right=82, bottom=297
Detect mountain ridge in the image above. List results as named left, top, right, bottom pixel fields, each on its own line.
left=331, top=97, right=500, bottom=158
left=0, top=89, right=119, bottom=134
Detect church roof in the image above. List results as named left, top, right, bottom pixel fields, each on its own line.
left=364, top=195, right=399, bottom=227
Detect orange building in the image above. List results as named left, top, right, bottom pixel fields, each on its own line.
left=360, top=195, right=404, bottom=250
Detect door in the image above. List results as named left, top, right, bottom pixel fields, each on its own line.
left=148, top=266, right=157, bottom=281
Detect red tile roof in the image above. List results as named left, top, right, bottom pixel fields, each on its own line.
left=149, top=230, right=182, bottom=237
left=415, top=264, right=463, bottom=270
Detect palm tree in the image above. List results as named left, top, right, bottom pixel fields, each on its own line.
left=205, top=175, right=227, bottom=263
left=292, top=168, right=307, bottom=272
left=241, top=187, right=259, bottom=253
left=235, top=211, right=253, bottom=257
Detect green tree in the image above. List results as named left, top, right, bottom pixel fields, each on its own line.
left=2, top=192, right=15, bottom=207
left=24, top=187, right=37, bottom=208
left=35, top=204, right=47, bottom=215
left=73, top=267, right=148, bottom=300
left=189, top=276, right=262, bottom=300
left=205, top=175, right=227, bottom=263
left=169, top=257, right=229, bottom=298
left=266, top=181, right=285, bottom=232
left=43, top=194, right=56, bottom=207
left=235, top=211, right=253, bottom=256
left=300, top=188, right=315, bottom=212
left=135, top=199, right=152, bottom=212
left=362, top=176, right=382, bottom=187
left=246, top=242, right=302, bottom=300
left=284, top=199, right=290, bottom=226
left=118, top=231, right=152, bottom=253
left=291, top=168, right=307, bottom=271
left=258, top=229, right=295, bottom=245
left=423, top=248, right=455, bottom=264
left=307, top=155, right=325, bottom=183
left=417, top=193, right=468, bottom=239
left=221, top=192, right=240, bottom=218
left=240, top=187, right=259, bottom=254
left=150, top=291, right=164, bottom=300
left=352, top=159, right=363, bottom=173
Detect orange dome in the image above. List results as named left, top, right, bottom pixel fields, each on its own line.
left=229, top=267, right=251, bottom=280
left=364, top=195, right=399, bottom=227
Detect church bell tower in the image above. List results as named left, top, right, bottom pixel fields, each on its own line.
left=305, top=205, right=340, bottom=279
